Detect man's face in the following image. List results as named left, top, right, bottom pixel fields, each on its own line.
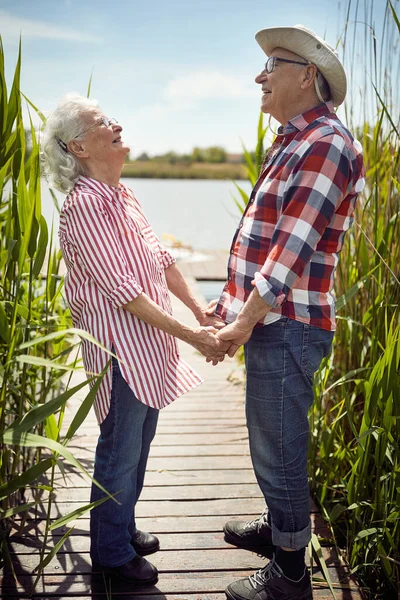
left=255, top=47, right=307, bottom=123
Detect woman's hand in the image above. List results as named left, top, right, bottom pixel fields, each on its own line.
left=188, top=327, right=228, bottom=365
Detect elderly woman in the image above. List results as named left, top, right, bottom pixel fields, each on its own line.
left=42, top=94, right=225, bottom=586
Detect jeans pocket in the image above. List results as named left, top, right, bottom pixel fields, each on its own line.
left=304, top=329, right=334, bottom=380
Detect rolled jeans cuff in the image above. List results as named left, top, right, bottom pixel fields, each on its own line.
left=271, top=519, right=311, bottom=550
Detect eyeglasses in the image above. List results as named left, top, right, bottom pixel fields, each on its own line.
left=72, top=116, right=118, bottom=140
left=264, top=56, right=309, bottom=74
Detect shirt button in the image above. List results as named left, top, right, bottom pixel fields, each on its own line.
left=239, top=223, right=243, bottom=229
left=228, top=275, right=232, bottom=281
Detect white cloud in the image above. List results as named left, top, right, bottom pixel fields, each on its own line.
left=135, top=70, right=258, bottom=120
left=0, top=10, right=102, bottom=42
left=165, top=70, right=257, bottom=102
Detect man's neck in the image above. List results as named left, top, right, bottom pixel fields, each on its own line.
left=277, top=96, right=323, bottom=127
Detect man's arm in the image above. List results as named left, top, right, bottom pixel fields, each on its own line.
left=217, top=283, right=272, bottom=357
left=165, top=263, right=225, bottom=329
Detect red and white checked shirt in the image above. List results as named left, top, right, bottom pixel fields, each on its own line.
left=216, top=102, right=365, bottom=331
left=59, top=176, right=202, bottom=423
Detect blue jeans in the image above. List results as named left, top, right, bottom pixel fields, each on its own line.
left=244, top=317, right=334, bottom=550
left=90, top=356, right=159, bottom=566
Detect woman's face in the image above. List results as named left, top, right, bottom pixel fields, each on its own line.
left=78, top=109, right=130, bottom=164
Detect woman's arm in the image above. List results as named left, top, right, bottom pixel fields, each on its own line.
left=164, top=263, right=225, bottom=329
left=122, top=292, right=226, bottom=362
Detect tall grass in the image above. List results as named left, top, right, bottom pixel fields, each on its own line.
left=0, top=38, right=111, bottom=587
left=235, top=2, right=400, bottom=597
left=309, top=2, right=400, bottom=597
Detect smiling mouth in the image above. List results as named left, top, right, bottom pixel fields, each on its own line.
left=112, top=137, right=122, bottom=144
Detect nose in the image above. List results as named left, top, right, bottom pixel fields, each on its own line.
left=255, top=69, right=267, bottom=84
left=113, top=122, right=122, bottom=133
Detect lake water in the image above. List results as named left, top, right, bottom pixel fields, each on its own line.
left=42, top=178, right=251, bottom=251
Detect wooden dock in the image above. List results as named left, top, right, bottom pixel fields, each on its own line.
left=1, top=283, right=363, bottom=599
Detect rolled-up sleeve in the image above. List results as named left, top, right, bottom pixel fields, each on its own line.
left=255, top=134, right=351, bottom=305
left=67, top=193, right=143, bottom=308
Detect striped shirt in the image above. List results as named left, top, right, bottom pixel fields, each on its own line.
left=216, top=102, right=365, bottom=331
left=59, top=176, right=202, bottom=423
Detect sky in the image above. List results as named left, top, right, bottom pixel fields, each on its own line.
left=0, top=0, right=392, bottom=157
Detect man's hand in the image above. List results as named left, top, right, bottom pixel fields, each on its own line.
left=205, top=298, right=219, bottom=316
left=197, top=308, right=226, bottom=330
left=216, top=321, right=254, bottom=357
left=187, top=327, right=229, bottom=365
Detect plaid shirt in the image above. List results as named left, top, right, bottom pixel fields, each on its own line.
left=216, top=102, right=365, bottom=331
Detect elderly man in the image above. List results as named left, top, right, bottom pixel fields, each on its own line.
left=210, top=25, right=364, bottom=600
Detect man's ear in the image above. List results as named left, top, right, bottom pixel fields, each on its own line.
left=301, top=65, right=317, bottom=89
left=67, top=139, right=90, bottom=158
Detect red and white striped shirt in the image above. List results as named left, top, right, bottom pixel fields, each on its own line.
left=59, top=176, right=202, bottom=423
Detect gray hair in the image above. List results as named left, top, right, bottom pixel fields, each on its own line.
left=315, top=71, right=331, bottom=103
left=41, top=94, right=100, bottom=194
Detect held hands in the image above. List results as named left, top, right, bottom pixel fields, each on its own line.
left=216, top=320, right=253, bottom=358
left=189, top=326, right=231, bottom=365
left=205, top=297, right=254, bottom=359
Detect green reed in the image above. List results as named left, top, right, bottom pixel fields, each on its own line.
left=0, top=38, right=112, bottom=586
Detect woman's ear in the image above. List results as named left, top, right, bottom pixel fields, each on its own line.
left=67, top=139, right=90, bottom=158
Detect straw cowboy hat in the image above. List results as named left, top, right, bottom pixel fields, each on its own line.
left=255, top=24, right=347, bottom=106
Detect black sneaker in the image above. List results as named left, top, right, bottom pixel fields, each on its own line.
left=225, top=558, right=313, bottom=600
left=224, top=510, right=274, bottom=548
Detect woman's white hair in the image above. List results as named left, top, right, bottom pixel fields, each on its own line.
left=41, top=94, right=100, bottom=194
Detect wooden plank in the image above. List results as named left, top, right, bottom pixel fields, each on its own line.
left=11, top=511, right=330, bottom=539
left=58, top=456, right=253, bottom=471
left=19, top=498, right=266, bottom=520
left=72, top=433, right=250, bottom=446
left=46, top=469, right=258, bottom=488
left=64, top=444, right=251, bottom=460
left=66, top=424, right=248, bottom=434
left=29, top=484, right=262, bottom=503
left=0, top=563, right=362, bottom=594
left=8, top=528, right=334, bottom=554
left=5, top=547, right=348, bottom=575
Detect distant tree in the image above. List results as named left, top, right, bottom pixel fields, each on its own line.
left=205, top=146, right=227, bottom=163
left=192, top=146, right=227, bottom=163
left=136, top=152, right=150, bottom=161
left=192, top=147, right=205, bottom=162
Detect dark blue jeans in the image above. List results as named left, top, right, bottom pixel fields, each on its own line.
left=90, top=356, right=159, bottom=566
left=245, top=317, right=334, bottom=550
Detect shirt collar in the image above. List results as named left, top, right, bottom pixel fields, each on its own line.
left=279, top=101, right=335, bottom=135
left=75, top=175, right=126, bottom=202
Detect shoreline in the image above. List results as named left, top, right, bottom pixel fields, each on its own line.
left=121, top=160, right=247, bottom=180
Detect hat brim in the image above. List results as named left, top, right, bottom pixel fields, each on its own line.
left=255, top=26, right=346, bottom=106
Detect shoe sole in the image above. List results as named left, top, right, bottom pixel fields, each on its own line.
left=223, top=529, right=275, bottom=548
left=225, top=584, right=313, bottom=600
left=92, top=565, right=158, bottom=586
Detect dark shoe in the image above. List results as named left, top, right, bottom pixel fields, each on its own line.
left=131, top=530, right=160, bottom=555
left=225, top=559, right=313, bottom=600
left=224, top=510, right=274, bottom=548
left=92, top=555, right=158, bottom=585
